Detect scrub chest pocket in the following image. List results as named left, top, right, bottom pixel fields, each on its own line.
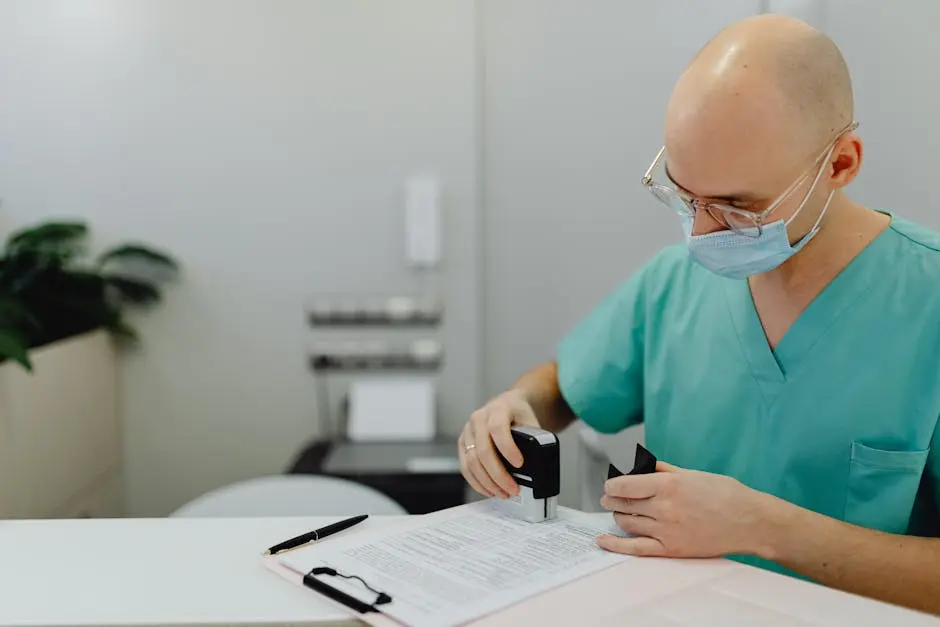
left=844, top=441, right=930, bottom=534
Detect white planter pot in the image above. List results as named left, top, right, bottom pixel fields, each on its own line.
left=0, top=329, right=123, bottom=519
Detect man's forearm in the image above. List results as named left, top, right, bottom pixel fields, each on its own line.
left=754, top=494, right=940, bottom=615
left=510, top=362, right=578, bottom=433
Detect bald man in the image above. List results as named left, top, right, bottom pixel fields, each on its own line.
left=458, top=14, right=940, bottom=615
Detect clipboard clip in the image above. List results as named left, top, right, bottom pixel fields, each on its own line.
left=303, top=566, right=393, bottom=614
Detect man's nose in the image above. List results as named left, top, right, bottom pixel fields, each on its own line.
left=691, top=207, right=727, bottom=236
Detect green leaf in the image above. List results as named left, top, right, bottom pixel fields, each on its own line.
left=0, top=249, right=69, bottom=291
left=108, top=317, right=139, bottom=342
left=0, top=329, right=32, bottom=371
left=104, top=275, right=161, bottom=305
left=6, top=221, right=87, bottom=251
left=97, top=244, right=178, bottom=272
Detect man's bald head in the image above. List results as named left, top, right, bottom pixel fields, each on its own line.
left=668, top=14, right=853, bottom=155
left=765, top=18, right=853, bottom=144
left=662, top=14, right=856, bottom=206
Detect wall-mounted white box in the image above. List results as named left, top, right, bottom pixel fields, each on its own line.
left=405, top=176, right=442, bottom=268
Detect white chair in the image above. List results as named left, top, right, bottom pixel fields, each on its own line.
left=169, top=475, right=408, bottom=517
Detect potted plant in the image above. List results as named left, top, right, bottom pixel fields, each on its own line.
left=0, top=220, right=178, bottom=369
left=0, top=219, right=178, bottom=519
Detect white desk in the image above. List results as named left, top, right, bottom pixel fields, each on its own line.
left=0, top=515, right=935, bottom=626
left=0, top=516, right=358, bottom=626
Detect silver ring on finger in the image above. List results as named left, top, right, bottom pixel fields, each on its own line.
left=464, top=442, right=477, bottom=453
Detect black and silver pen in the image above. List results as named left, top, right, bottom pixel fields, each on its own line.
left=264, top=514, right=369, bottom=555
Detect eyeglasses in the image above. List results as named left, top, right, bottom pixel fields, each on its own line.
left=641, top=121, right=859, bottom=236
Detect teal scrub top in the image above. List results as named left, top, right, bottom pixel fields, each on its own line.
left=557, top=212, right=940, bottom=576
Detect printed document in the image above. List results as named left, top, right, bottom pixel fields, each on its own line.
left=277, top=500, right=630, bottom=627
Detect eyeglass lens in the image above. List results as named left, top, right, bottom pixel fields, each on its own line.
left=650, top=185, right=756, bottom=234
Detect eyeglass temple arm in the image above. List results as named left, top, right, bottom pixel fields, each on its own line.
left=642, top=146, right=666, bottom=186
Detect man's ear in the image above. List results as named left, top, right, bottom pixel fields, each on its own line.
left=830, top=135, right=863, bottom=188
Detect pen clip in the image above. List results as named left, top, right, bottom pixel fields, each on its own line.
left=264, top=530, right=321, bottom=556
left=303, top=566, right=392, bottom=614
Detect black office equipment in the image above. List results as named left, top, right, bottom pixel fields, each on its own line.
left=288, top=439, right=465, bottom=514
left=495, top=426, right=561, bottom=522
left=607, top=443, right=657, bottom=479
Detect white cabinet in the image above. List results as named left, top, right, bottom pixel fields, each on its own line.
left=0, top=330, right=123, bottom=519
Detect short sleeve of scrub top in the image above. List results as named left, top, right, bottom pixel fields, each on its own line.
left=556, top=247, right=683, bottom=434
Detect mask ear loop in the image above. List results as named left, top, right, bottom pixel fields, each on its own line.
left=784, top=142, right=838, bottom=230
left=792, top=189, right=834, bottom=250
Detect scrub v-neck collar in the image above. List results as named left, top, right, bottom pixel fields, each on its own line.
left=723, top=216, right=892, bottom=392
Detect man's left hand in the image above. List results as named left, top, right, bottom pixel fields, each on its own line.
left=597, top=461, right=775, bottom=558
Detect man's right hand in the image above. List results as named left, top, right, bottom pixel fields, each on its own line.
left=458, top=389, right=542, bottom=499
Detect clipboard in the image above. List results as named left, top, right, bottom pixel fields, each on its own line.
left=259, top=501, right=644, bottom=627
left=261, top=512, right=438, bottom=626
left=260, top=538, right=764, bottom=627
left=260, top=444, right=665, bottom=626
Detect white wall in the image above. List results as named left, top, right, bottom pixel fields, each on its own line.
left=0, top=0, right=481, bottom=516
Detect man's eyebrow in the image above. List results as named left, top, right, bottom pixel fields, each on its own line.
left=663, top=163, right=758, bottom=203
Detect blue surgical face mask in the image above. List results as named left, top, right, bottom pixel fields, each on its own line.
left=682, top=161, right=835, bottom=280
